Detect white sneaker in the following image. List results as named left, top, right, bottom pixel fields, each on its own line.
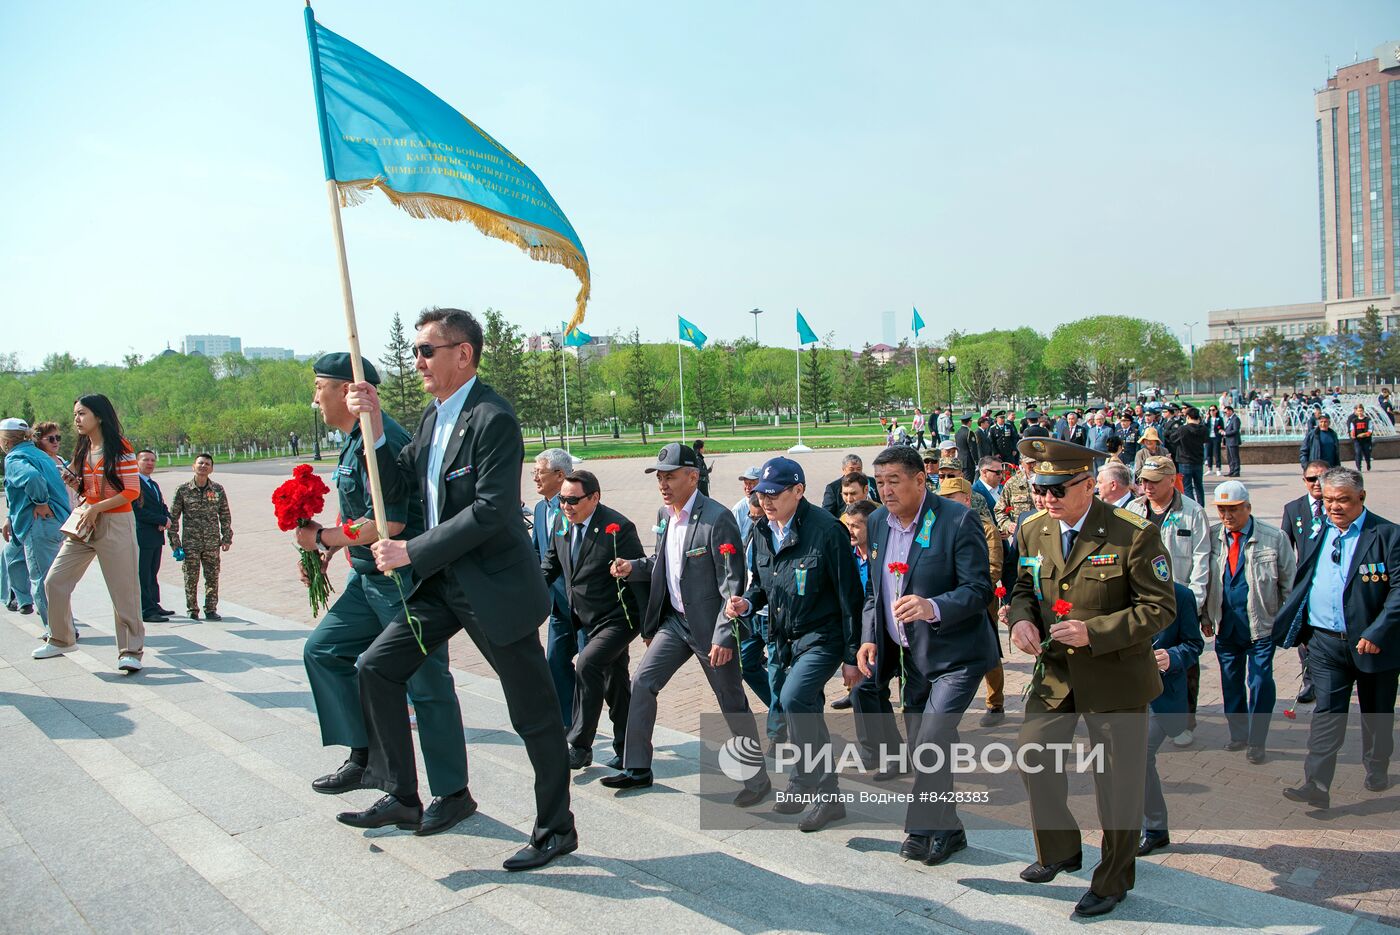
left=32, top=642, right=76, bottom=660
left=1171, top=729, right=1194, bottom=747
left=118, top=655, right=143, bottom=673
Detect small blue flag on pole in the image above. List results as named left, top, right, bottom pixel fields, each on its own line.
left=678, top=316, right=707, bottom=349
left=304, top=6, right=590, bottom=332
left=562, top=323, right=591, bottom=347
left=912, top=306, right=925, bottom=337
left=796, top=309, right=819, bottom=346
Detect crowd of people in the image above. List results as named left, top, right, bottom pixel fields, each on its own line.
left=3, top=326, right=1397, bottom=919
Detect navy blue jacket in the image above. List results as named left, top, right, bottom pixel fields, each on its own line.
left=1152, top=583, right=1204, bottom=725
left=131, top=473, right=171, bottom=549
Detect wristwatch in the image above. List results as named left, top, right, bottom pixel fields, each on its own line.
left=315, top=528, right=329, bottom=551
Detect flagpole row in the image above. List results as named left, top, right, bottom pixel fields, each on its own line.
left=323, top=179, right=391, bottom=540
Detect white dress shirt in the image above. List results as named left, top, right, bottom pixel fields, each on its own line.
left=424, top=377, right=475, bottom=529
left=664, top=489, right=700, bottom=615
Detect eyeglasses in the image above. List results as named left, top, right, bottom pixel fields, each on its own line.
left=411, top=341, right=465, bottom=359
left=43, top=434, right=61, bottom=443
left=558, top=494, right=593, bottom=505
left=1037, top=476, right=1089, bottom=500
left=1304, top=475, right=1323, bottom=484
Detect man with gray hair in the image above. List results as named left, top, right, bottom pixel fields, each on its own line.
left=1274, top=466, right=1400, bottom=806
left=533, top=447, right=581, bottom=728
left=822, top=454, right=877, bottom=517
left=1096, top=461, right=1134, bottom=510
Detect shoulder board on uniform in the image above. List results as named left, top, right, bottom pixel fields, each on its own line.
left=1024, top=508, right=1048, bottom=523
left=1113, top=507, right=1153, bottom=530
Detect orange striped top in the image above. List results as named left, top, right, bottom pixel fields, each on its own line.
left=82, top=440, right=140, bottom=513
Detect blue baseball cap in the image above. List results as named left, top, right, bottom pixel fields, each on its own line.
left=753, top=457, right=805, bottom=494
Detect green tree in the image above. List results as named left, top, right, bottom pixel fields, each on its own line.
left=1357, top=305, right=1386, bottom=387
left=859, top=344, right=889, bottom=419
left=42, top=352, right=86, bottom=372
left=834, top=349, right=862, bottom=425
left=747, top=347, right=794, bottom=420
left=687, top=345, right=724, bottom=435
left=1193, top=341, right=1239, bottom=387
left=623, top=329, right=663, bottom=443
left=1043, top=315, right=1185, bottom=400
left=477, top=309, right=528, bottom=412
left=379, top=311, right=429, bottom=425
left=802, top=343, right=834, bottom=425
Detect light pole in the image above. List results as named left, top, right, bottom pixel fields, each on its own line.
left=311, top=404, right=322, bottom=461
left=1184, top=321, right=1199, bottom=395
left=937, top=355, right=958, bottom=409
left=610, top=390, right=620, bottom=439
left=749, top=308, right=763, bottom=344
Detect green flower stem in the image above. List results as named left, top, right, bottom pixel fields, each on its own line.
left=611, top=534, right=635, bottom=630
left=389, top=570, right=427, bottom=656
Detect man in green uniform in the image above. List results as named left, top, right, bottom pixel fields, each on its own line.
left=996, top=456, right=1037, bottom=539
left=1008, top=437, right=1175, bottom=918
left=167, top=453, right=232, bottom=620
left=295, top=354, right=470, bottom=836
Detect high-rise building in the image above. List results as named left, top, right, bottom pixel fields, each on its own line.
left=182, top=335, right=242, bottom=356
left=881, top=310, right=896, bottom=346
left=244, top=346, right=295, bottom=361
left=1315, top=41, right=1400, bottom=309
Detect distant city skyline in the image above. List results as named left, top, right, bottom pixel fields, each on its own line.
left=2, top=2, right=1396, bottom=368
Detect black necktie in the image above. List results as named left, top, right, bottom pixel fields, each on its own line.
left=1062, top=528, right=1078, bottom=559
left=570, top=525, right=583, bottom=563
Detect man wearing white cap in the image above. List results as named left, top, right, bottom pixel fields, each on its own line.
left=1203, top=482, right=1295, bottom=764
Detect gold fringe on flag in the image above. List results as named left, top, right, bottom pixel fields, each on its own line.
left=337, top=178, right=590, bottom=334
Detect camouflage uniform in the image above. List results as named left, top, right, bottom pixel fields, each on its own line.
left=995, top=470, right=1036, bottom=537
left=934, top=456, right=995, bottom=529
left=168, top=479, right=232, bottom=614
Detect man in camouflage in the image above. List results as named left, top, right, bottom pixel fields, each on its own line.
left=934, top=456, right=995, bottom=529
left=996, top=456, right=1038, bottom=538
left=168, top=453, right=232, bottom=620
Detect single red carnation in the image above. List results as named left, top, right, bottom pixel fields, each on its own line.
left=888, top=561, right=910, bottom=576
left=342, top=521, right=361, bottom=540
left=718, top=542, right=737, bottom=556
left=994, top=583, right=1007, bottom=600
left=1052, top=598, right=1074, bottom=618
left=605, top=523, right=622, bottom=535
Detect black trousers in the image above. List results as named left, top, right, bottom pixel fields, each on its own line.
left=1302, top=630, right=1398, bottom=789
left=567, top=619, right=633, bottom=756
left=358, top=570, right=573, bottom=842
left=137, top=543, right=162, bottom=615
left=1225, top=443, right=1240, bottom=476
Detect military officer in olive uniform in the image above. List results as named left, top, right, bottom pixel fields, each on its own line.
left=1008, top=437, right=1175, bottom=919
left=295, top=354, right=470, bottom=835
left=167, top=452, right=232, bottom=619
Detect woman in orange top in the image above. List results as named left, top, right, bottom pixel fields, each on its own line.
left=33, top=394, right=146, bottom=672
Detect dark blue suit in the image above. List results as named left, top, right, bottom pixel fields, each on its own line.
left=854, top=491, right=995, bottom=834
left=534, top=496, right=583, bottom=727
left=1143, top=583, right=1203, bottom=832
left=1272, top=510, right=1400, bottom=789
left=132, top=473, right=171, bottom=615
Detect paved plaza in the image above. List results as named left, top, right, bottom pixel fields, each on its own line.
left=1, top=449, right=1398, bottom=933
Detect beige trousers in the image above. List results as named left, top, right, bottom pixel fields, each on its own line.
left=44, top=510, right=145, bottom=659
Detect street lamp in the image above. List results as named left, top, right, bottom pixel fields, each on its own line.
left=937, top=355, right=958, bottom=408
left=1184, top=321, right=1199, bottom=395
left=311, top=403, right=322, bottom=461
left=748, top=308, right=763, bottom=344
left=610, top=390, right=620, bottom=439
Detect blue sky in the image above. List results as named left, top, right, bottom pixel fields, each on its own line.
left=1, top=1, right=1394, bottom=367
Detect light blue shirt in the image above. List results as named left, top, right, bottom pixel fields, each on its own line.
left=1307, top=509, right=1368, bottom=633
left=423, top=376, right=476, bottom=528
left=732, top=497, right=753, bottom=544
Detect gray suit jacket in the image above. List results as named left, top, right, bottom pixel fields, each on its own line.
left=627, top=492, right=746, bottom=647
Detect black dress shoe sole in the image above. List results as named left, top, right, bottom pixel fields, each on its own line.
left=415, top=799, right=478, bottom=836
left=336, top=814, right=421, bottom=831
left=599, top=776, right=653, bottom=791
left=312, top=777, right=373, bottom=795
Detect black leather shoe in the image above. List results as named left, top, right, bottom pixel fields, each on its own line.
left=4, top=599, right=16, bottom=612
left=1365, top=774, right=1391, bottom=792
left=1073, top=890, right=1123, bottom=917
left=1020, top=853, right=1083, bottom=883
left=335, top=794, right=421, bottom=830
left=1224, top=740, right=1248, bottom=752
left=416, top=790, right=477, bottom=836
left=1296, top=688, right=1316, bottom=704
left=1246, top=746, right=1266, bottom=764
left=900, top=834, right=933, bottom=861
left=600, top=769, right=653, bottom=791
left=1283, top=782, right=1330, bottom=809
left=924, top=829, right=968, bottom=866
left=311, top=760, right=371, bottom=794
left=798, top=799, right=846, bottom=832
left=19, top=603, right=34, bottom=615
left=772, top=787, right=805, bottom=815
left=734, top=779, right=773, bottom=809
left=204, top=611, right=222, bottom=621
left=830, top=694, right=853, bottom=711
left=604, top=753, right=623, bottom=771
left=156, top=606, right=175, bottom=616
left=978, top=708, right=1005, bottom=728
left=503, top=828, right=578, bottom=871
left=1137, top=831, right=1170, bottom=856
left=568, top=746, right=593, bottom=770
left=143, top=613, right=170, bottom=623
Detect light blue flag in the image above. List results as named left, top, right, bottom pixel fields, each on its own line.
left=678, top=316, right=707, bottom=349
left=304, top=7, right=589, bottom=332
left=796, top=309, right=819, bottom=346
left=912, top=306, right=925, bottom=337
left=562, top=323, right=591, bottom=347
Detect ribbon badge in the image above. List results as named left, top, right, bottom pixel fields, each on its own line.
left=1020, top=553, right=1044, bottom=601
left=915, top=508, right=936, bottom=548
left=795, top=567, right=808, bottom=596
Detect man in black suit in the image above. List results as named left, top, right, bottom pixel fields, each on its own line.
left=132, top=449, right=173, bottom=622
left=541, top=470, right=644, bottom=772
left=853, top=445, right=995, bottom=866
left=1056, top=410, right=1089, bottom=446
left=1273, top=466, right=1400, bottom=807
left=1281, top=460, right=1332, bottom=704
left=954, top=415, right=978, bottom=481
left=345, top=307, right=574, bottom=871
left=1221, top=407, right=1242, bottom=477
left=821, top=453, right=879, bottom=517
left=604, top=443, right=770, bottom=806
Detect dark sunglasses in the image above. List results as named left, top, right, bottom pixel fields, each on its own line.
left=1304, top=475, right=1323, bottom=484
left=43, top=434, right=61, bottom=443
left=1037, top=476, right=1089, bottom=500
left=1332, top=543, right=1342, bottom=565
left=558, top=494, right=593, bottom=505
left=411, top=341, right=465, bottom=359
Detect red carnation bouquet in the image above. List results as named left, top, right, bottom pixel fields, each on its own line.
left=272, top=465, right=335, bottom=616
